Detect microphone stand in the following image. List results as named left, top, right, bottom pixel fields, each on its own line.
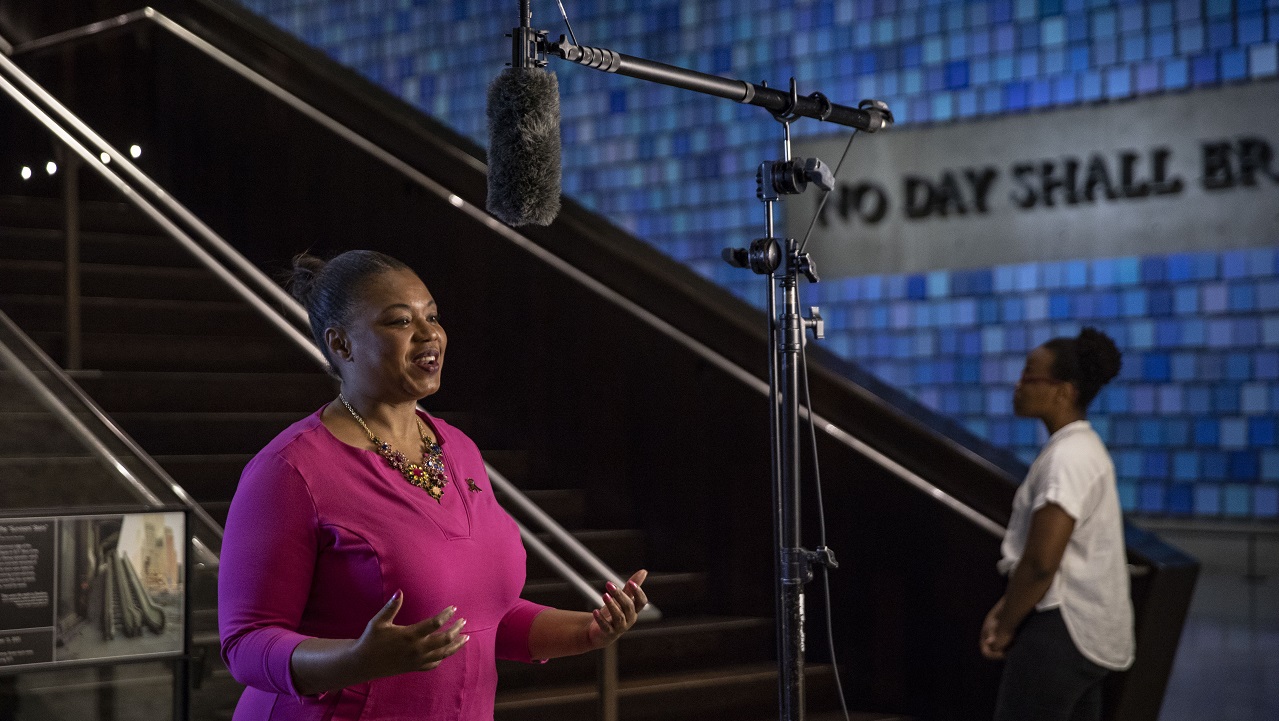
left=521, top=29, right=893, bottom=721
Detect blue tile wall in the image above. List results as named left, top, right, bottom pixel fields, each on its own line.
left=237, top=0, right=1279, bottom=519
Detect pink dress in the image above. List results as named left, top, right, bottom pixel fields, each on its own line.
left=219, top=408, right=548, bottom=720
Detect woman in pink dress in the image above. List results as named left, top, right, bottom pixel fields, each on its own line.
left=219, top=250, right=647, bottom=720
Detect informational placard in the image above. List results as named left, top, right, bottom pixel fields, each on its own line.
left=788, top=80, right=1279, bottom=276
left=0, top=511, right=185, bottom=672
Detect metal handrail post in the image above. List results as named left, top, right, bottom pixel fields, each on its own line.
left=599, top=642, right=619, bottom=721
left=61, top=143, right=82, bottom=370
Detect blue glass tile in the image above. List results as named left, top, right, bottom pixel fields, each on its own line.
left=1204, top=451, right=1230, bottom=479
left=1151, top=29, right=1175, bottom=58
left=1241, top=13, right=1267, bottom=44
left=1069, top=43, right=1091, bottom=70
left=1251, top=418, right=1277, bottom=447
left=1206, top=0, right=1233, bottom=18
left=1264, top=450, right=1279, bottom=480
left=992, top=0, right=1014, bottom=22
left=1122, top=33, right=1147, bottom=62
left=1208, top=19, right=1234, bottom=50
left=1192, top=51, right=1219, bottom=84
left=1174, top=451, right=1200, bottom=480
left=1227, top=352, right=1253, bottom=380
left=1144, top=353, right=1172, bottom=381
left=1265, top=317, right=1279, bottom=345
left=1179, top=22, right=1205, bottom=54
left=1194, top=484, right=1222, bottom=514
left=1043, top=16, right=1066, bottom=45
left=1222, top=48, right=1248, bottom=80
left=1194, top=418, right=1220, bottom=446
left=1224, top=484, right=1252, bottom=516
left=1257, top=351, right=1279, bottom=379
left=1118, top=480, right=1138, bottom=512
left=1092, top=8, right=1117, bottom=38
left=1164, top=57, right=1190, bottom=87
left=1214, top=384, right=1242, bottom=413
left=1081, top=70, right=1104, bottom=99
left=1067, top=15, right=1089, bottom=42
left=946, top=60, right=971, bottom=88
left=1257, top=487, right=1279, bottom=519
left=1253, top=43, right=1279, bottom=77
left=1139, top=419, right=1163, bottom=446
left=1135, top=61, right=1160, bottom=91
left=1094, top=38, right=1119, bottom=64
left=1105, top=66, right=1132, bottom=97
left=1176, top=0, right=1202, bottom=21
left=1168, top=484, right=1194, bottom=515
left=1151, top=1, right=1175, bottom=28
left=1139, top=481, right=1166, bottom=511
left=1222, top=417, right=1249, bottom=449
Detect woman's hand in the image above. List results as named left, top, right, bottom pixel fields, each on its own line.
left=587, top=569, right=648, bottom=650
left=354, top=591, right=469, bottom=676
left=979, top=596, right=1013, bottom=660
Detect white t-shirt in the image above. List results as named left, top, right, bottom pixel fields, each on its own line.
left=998, top=420, right=1135, bottom=671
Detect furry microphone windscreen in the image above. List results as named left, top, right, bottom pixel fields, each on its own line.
left=486, top=66, right=562, bottom=226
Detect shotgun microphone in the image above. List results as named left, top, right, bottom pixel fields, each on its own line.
left=486, top=4, right=561, bottom=226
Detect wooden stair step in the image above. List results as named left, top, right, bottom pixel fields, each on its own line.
left=0, top=259, right=236, bottom=301
left=498, top=615, right=774, bottom=688
left=0, top=196, right=164, bottom=235
left=495, top=662, right=838, bottom=721
left=0, top=294, right=281, bottom=336
left=521, top=571, right=708, bottom=615
left=0, top=227, right=198, bottom=267
left=26, top=331, right=318, bottom=372
left=72, top=371, right=335, bottom=413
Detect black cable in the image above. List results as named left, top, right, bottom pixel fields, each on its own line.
left=801, top=339, right=850, bottom=721
left=797, top=128, right=859, bottom=256
left=552, top=0, right=580, bottom=45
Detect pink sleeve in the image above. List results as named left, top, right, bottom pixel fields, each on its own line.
left=494, top=599, right=551, bottom=663
left=218, top=452, right=320, bottom=697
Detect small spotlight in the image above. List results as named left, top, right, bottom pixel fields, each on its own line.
left=100, top=152, right=111, bottom=164
left=20, top=166, right=32, bottom=180
left=129, top=145, right=142, bottom=158
left=46, top=161, right=57, bottom=175
left=448, top=194, right=464, bottom=208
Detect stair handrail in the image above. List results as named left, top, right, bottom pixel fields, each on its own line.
left=1, top=38, right=658, bottom=623
left=0, top=311, right=222, bottom=569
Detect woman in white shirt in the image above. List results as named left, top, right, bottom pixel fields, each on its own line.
left=980, top=327, right=1135, bottom=721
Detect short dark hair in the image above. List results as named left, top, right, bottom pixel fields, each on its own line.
left=1043, top=327, right=1123, bottom=411
left=286, top=250, right=410, bottom=376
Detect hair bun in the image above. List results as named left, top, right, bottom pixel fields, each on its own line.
left=1076, top=326, right=1122, bottom=387
left=287, top=253, right=327, bottom=305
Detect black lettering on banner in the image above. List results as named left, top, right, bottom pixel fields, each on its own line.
left=1010, top=163, right=1038, bottom=208
left=934, top=172, right=968, bottom=216
left=820, top=182, right=890, bottom=226
left=1040, top=159, right=1079, bottom=207
left=1201, top=141, right=1235, bottom=190
left=965, top=167, right=999, bottom=212
left=1236, top=137, right=1279, bottom=185
left=904, top=176, right=935, bottom=219
left=1150, top=147, right=1184, bottom=195
left=1120, top=151, right=1151, bottom=198
left=1082, top=154, right=1119, bottom=201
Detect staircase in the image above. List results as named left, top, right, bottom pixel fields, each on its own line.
left=0, top=193, right=875, bottom=720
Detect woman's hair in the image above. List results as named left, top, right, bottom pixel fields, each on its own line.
left=286, top=250, right=411, bottom=375
left=1043, top=326, right=1123, bottom=411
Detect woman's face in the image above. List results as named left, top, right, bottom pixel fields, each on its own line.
left=330, top=268, right=447, bottom=402
left=1012, top=345, right=1070, bottom=418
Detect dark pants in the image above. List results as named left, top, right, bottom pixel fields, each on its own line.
left=994, top=609, right=1109, bottom=721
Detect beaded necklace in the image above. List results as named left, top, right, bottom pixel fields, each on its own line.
left=339, top=395, right=449, bottom=501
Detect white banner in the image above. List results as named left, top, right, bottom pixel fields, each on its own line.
left=787, top=80, right=1279, bottom=276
